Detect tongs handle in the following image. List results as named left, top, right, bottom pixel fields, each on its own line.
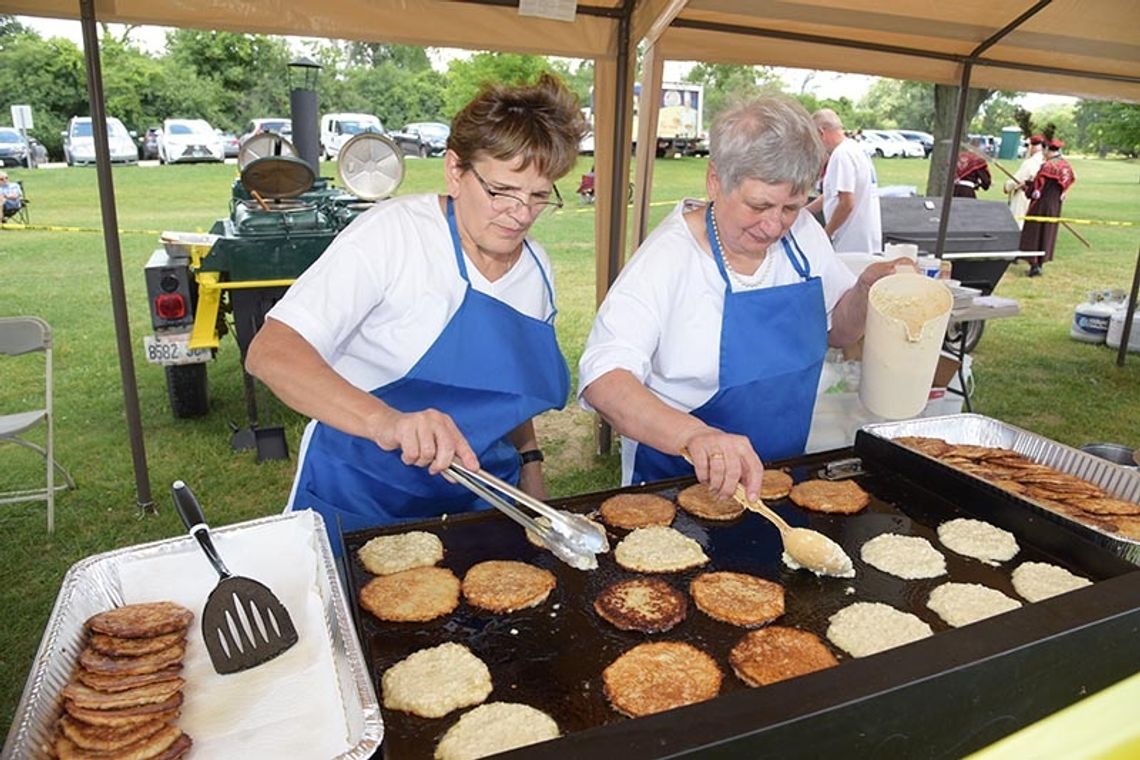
left=447, top=462, right=564, bottom=524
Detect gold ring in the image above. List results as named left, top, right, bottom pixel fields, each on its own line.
left=709, top=452, right=724, bottom=459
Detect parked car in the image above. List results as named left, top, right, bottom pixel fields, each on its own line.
left=579, top=130, right=595, bottom=155
left=239, top=118, right=292, bottom=146
left=139, top=127, right=161, bottom=160
left=62, top=116, right=139, bottom=166
left=893, top=129, right=934, bottom=157
left=0, top=127, right=35, bottom=167
left=857, top=130, right=905, bottom=158
left=877, top=130, right=926, bottom=158
left=389, top=122, right=450, bottom=158
left=158, top=119, right=225, bottom=164
left=968, top=134, right=999, bottom=157
left=216, top=130, right=240, bottom=159
left=319, top=113, right=383, bottom=160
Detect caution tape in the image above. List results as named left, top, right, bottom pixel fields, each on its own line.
left=0, top=221, right=164, bottom=234
left=1021, top=215, right=1134, bottom=227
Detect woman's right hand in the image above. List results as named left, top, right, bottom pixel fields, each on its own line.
left=370, top=408, right=479, bottom=475
left=680, top=428, right=764, bottom=503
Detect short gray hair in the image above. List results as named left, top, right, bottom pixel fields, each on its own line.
left=812, top=108, right=844, bottom=132
left=710, top=95, right=824, bottom=196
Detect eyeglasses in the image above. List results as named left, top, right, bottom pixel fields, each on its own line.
left=470, top=167, right=563, bottom=216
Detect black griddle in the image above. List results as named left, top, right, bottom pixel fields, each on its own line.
left=342, top=447, right=1140, bottom=760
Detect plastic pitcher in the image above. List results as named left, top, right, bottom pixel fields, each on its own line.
left=860, top=273, right=953, bottom=419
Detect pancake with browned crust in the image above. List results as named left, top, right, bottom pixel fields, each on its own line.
left=1111, top=515, right=1140, bottom=540
left=598, top=493, right=676, bottom=529
left=58, top=715, right=168, bottom=752
left=676, top=484, right=745, bottom=521
left=730, top=626, right=838, bottom=687
left=79, top=642, right=187, bottom=677
left=893, top=436, right=951, bottom=457
left=759, top=470, right=794, bottom=500
left=603, top=642, right=721, bottom=718
left=76, top=666, right=182, bottom=694
left=689, top=572, right=784, bottom=627
left=1067, top=495, right=1140, bottom=516
left=86, top=603, right=193, bottom=639
left=55, top=723, right=183, bottom=760
left=789, top=479, right=870, bottom=514
left=63, top=678, right=185, bottom=711
left=593, top=578, right=687, bottom=633
left=462, top=560, right=556, bottom=613
left=65, top=694, right=182, bottom=727
left=89, top=631, right=185, bottom=658
left=359, top=566, right=460, bottom=622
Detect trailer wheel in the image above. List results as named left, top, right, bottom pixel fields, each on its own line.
left=944, top=320, right=985, bottom=354
left=165, top=364, right=209, bottom=418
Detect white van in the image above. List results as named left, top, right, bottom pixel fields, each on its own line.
left=320, top=113, right=383, bottom=159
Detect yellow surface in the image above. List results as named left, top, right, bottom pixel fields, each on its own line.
left=967, top=671, right=1140, bottom=760
left=188, top=272, right=222, bottom=350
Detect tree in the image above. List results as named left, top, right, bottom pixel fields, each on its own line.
left=0, top=30, right=86, bottom=158
left=926, top=85, right=992, bottom=196
left=1075, top=99, right=1140, bottom=157
left=684, top=63, right=783, bottom=127
left=858, top=79, right=934, bottom=131
left=971, top=92, right=1020, bottom=135
left=443, top=53, right=553, bottom=116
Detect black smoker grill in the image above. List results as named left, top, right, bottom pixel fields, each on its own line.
left=881, top=196, right=1023, bottom=351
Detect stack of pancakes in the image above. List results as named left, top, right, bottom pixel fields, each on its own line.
left=54, top=601, right=194, bottom=760
left=894, top=436, right=1140, bottom=539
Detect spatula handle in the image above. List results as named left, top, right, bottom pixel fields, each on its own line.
left=171, top=480, right=232, bottom=579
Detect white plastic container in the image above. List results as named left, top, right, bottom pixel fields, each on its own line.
left=1105, top=307, right=1140, bottom=353
left=860, top=273, right=953, bottom=419
left=1070, top=290, right=1120, bottom=344
left=915, top=255, right=941, bottom=278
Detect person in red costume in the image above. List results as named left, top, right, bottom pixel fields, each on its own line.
left=1018, top=131, right=1075, bottom=277
left=952, top=151, right=992, bottom=198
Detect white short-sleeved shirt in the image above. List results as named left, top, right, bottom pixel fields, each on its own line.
left=578, top=200, right=855, bottom=414
left=267, top=193, right=557, bottom=393
left=822, top=138, right=882, bottom=253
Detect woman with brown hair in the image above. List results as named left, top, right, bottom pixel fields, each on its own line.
left=246, top=74, right=586, bottom=543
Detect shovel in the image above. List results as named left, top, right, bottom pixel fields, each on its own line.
left=171, top=481, right=299, bottom=674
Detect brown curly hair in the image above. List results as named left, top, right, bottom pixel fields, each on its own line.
left=448, top=72, right=587, bottom=182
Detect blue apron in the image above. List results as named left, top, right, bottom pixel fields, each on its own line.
left=294, top=197, right=570, bottom=542
left=631, top=203, right=828, bottom=483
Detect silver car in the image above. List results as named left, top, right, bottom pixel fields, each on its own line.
left=63, top=116, right=139, bottom=166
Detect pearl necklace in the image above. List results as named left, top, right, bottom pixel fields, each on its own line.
left=709, top=203, right=776, bottom=290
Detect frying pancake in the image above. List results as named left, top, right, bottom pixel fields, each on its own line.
left=359, top=566, right=460, bottom=622
left=598, top=493, right=676, bottom=529
left=357, top=530, right=444, bottom=576
left=593, top=577, right=688, bottom=633
left=826, top=602, right=933, bottom=658
left=789, top=479, right=870, bottom=514
left=78, top=642, right=187, bottom=677
left=76, top=666, right=182, bottom=694
left=860, top=534, right=947, bottom=580
left=1011, top=561, right=1092, bottom=603
left=433, top=703, right=559, bottom=760
left=462, top=560, right=556, bottom=613
left=55, top=723, right=183, bottom=760
left=603, top=642, right=722, bottom=718
left=676, top=484, right=745, bottom=521
left=86, top=602, right=193, bottom=639
left=58, top=715, right=168, bottom=752
left=63, top=678, right=185, bottom=710
left=614, top=526, right=709, bottom=573
left=382, top=642, right=492, bottom=718
left=730, top=626, right=838, bottom=687
left=759, top=469, right=794, bottom=500
left=89, top=631, right=185, bottom=658
left=64, top=694, right=183, bottom=727
left=926, top=582, right=1021, bottom=627
left=689, top=572, right=784, bottom=627
left=937, top=518, right=1019, bottom=565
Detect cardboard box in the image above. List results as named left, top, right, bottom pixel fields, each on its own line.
left=932, top=354, right=962, bottom=389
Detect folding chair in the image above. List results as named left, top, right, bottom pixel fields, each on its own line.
left=0, top=316, right=75, bottom=532
left=1, top=180, right=29, bottom=225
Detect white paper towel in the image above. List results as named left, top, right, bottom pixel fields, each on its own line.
left=117, top=518, right=352, bottom=759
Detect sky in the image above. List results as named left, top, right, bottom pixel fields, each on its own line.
left=18, top=17, right=1077, bottom=112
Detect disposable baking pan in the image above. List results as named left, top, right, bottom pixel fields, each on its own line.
left=2, top=511, right=382, bottom=760
left=857, top=413, right=1140, bottom=564
left=342, top=448, right=1140, bottom=759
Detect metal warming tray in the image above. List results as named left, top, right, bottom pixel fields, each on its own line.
left=858, top=414, right=1140, bottom=564
left=342, top=445, right=1140, bottom=760
left=3, top=511, right=382, bottom=760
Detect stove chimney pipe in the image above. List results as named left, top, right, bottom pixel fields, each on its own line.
left=288, top=57, right=321, bottom=175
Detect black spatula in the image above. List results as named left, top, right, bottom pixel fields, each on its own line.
left=172, top=480, right=299, bottom=674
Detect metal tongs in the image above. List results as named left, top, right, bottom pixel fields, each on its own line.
left=446, top=462, right=609, bottom=570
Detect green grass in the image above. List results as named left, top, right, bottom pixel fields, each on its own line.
left=1, top=154, right=1139, bottom=730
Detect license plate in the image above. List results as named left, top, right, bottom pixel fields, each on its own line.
left=142, top=333, right=211, bottom=365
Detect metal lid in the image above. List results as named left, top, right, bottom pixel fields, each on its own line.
left=241, top=155, right=316, bottom=199
left=238, top=132, right=299, bottom=172
left=336, top=133, right=404, bottom=201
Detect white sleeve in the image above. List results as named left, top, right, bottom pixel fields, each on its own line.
left=830, top=148, right=858, bottom=194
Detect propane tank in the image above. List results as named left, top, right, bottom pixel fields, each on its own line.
left=1070, top=290, right=1123, bottom=344
left=1105, top=306, right=1140, bottom=353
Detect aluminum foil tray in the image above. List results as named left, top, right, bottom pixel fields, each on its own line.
left=2, top=511, right=382, bottom=760
left=857, top=413, right=1140, bottom=564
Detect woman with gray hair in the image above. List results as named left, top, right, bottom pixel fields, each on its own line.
left=578, top=95, right=900, bottom=501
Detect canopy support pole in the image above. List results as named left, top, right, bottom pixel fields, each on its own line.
left=1118, top=248, right=1140, bottom=367
left=79, top=0, right=155, bottom=514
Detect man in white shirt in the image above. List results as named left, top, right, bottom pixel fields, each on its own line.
left=807, top=109, right=882, bottom=253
